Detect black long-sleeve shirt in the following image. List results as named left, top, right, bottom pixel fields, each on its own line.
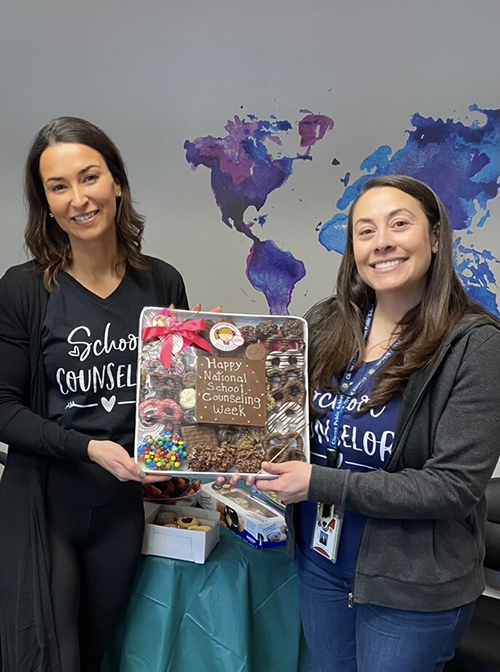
left=0, top=256, right=188, bottom=671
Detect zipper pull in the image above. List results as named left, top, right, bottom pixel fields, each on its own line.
left=348, top=592, right=354, bottom=609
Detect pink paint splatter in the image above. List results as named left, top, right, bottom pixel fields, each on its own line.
left=298, top=114, right=334, bottom=156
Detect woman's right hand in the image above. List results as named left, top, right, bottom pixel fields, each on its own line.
left=87, top=440, right=170, bottom=484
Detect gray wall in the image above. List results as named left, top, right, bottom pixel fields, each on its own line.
left=0, top=0, right=499, bottom=488
left=0, top=0, right=499, bottom=314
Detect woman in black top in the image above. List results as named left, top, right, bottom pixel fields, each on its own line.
left=0, top=117, right=190, bottom=672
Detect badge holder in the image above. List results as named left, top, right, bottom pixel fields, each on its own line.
left=311, top=502, right=343, bottom=562
left=309, top=305, right=394, bottom=564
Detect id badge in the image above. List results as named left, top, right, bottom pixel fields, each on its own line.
left=311, top=502, right=343, bottom=562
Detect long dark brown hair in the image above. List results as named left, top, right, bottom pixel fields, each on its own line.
left=24, top=116, right=148, bottom=289
left=307, top=175, right=494, bottom=409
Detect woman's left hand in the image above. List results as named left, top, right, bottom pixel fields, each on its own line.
left=142, top=474, right=173, bottom=484
left=191, top=303, right=223, bottom=313
left=170, top=303, right=223, bottom=313
left=253, top=461, right=313, bottom=504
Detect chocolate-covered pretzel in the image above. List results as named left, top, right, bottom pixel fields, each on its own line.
left=266, top=401, right=305, bottom=434
left=264, top=431, right=303, bottom=450
left=265, top=445, right=307, bottom=463
left=149, top=372, right=182, bottom=401
left=266, top=348, right=305, bottom=369
left=139, top=398, right=183, bottom=425
left=265, top=335, right=305, bottom=354
left=264, top=432, right=305, bottom=463
left=182, top=371, right=197, bottom=388
left=180, top=408, right=197, bottom=426
left=282, top=365, right=304, bottom=382
left=267, top=367, right=287, bottom=389
left=266, top=382, right=276, bottom=411
left=267, top=367, right=305, bottom=405
left=282, top=379, right=306, bottom=405
left=217, top=427, right=237, bottom=444
left=235, top=426, right=267, bottom=448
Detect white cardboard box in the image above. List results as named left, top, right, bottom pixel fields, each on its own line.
left=142, top=502, right=220, bottom=564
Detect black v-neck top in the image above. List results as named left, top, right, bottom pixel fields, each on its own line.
left=0, top=256, right=188, bottom=670
left=42, top=267, right=186, bottom=506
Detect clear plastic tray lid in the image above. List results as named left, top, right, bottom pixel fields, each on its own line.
left=135, top=308, right=310, bottom=476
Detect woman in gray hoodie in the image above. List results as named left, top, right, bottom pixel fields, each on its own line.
left=244, top=175, right=500, bottom=672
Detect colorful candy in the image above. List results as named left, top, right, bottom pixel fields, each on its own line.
left=137, top=431, right=188, bottom=471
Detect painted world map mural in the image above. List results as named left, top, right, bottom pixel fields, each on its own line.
left=185, top=105, right=500, bottom=315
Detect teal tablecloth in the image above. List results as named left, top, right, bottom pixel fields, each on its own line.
left=103, top=527, right=311, bottom=672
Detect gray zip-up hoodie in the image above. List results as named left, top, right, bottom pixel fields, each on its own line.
left=287, top=317, right=500, bottom=612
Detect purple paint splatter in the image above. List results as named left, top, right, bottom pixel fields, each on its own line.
left=246, top=240, right=306, bottom=315
left=185, top=112, right=333, bottom=313
left=184, top=116, right=294, bottom=237
left=298, top=114, right=335, bottom=157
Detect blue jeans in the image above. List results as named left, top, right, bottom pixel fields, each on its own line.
left=296, top=549, right=475, bottom=672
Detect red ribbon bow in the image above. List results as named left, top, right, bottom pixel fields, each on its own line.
left=142, top=310, right=212, bottom=370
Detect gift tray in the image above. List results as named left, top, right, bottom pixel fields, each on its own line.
left=134, top=308, right=309, bottom=476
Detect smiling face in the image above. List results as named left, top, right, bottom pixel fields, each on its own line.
left=352, top=186, right=438, bottom=304
left=39, top=142, right=121, bottom=247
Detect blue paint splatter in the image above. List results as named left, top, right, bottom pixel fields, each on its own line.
left=185, top=112, right=333, bottom=313
left=246, top=239, right=306, bottom=315
left=477, top=210, right=490, bottom=228
left=319, top=105, right=500, bottom=312
left=340, top=172, right=351, bottom=187
left=455, top=237, right=499, bottom=313
left=319, top=213, right=348, bottom=253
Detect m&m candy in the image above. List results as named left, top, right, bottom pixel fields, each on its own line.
left=137, top=431, right=188, bottom=471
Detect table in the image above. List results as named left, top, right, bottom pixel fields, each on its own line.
left=103, top=526, right=312, bottom=672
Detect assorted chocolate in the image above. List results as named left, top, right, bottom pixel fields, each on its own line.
left=135, top=308, right=309, bottom=475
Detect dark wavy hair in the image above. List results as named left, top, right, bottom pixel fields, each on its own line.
left=24, top=116, right=148, bottom=289
left=307, top=174, right=495, bottom=410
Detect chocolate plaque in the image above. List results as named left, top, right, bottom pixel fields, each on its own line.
left=196, top=356, right=266, bottom=427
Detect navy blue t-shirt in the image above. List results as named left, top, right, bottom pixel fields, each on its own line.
left=298, top=361, right=402, bottom=577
